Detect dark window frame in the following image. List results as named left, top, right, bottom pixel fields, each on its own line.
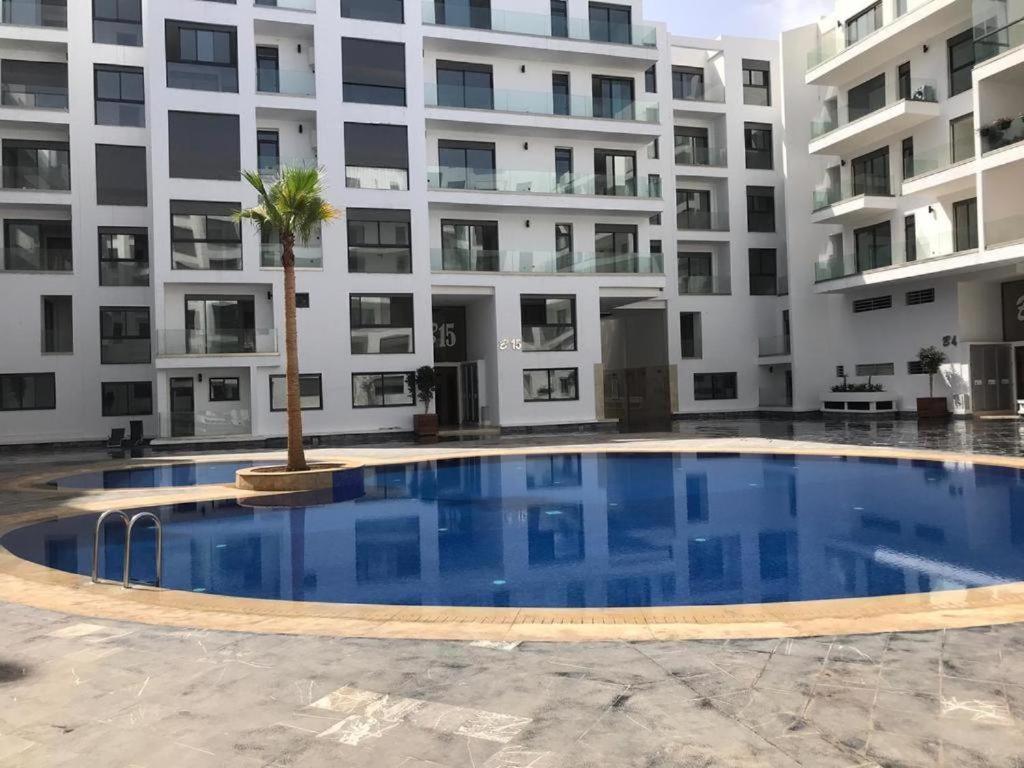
left=101, top=380, right=152, bottom=416
left=164, top=19, right=239, bottom=93
left=341, top=0, right=404, bottom=23
left=169, top=200, right=243, bottom=271
left=93, top=0, right=142, bottom=46
left=694, top=372, right=738, bottom=401
left=98, top=227, right=148, bottom=286
left=342, top=37, right=407, bottom=106
left=99, top=305, right=151, bottom=365
left=748, top=248, right=778, bottom=296
left=2, top=218, right=72, bottom=272
left=523, top=368, right=580, bottom=402
left=269, top=373, right=323, bottom=412
left=520, top=295, right=578, bottom=352
left=351, top=372, right=416, bottom=408
left=746, top=186, right=776, bottom=233
left=347, top=209, right=412, bottom=274
left=744, top=122, right=773, bottom=169
left=93, top=64, right=144, bottom=126
left=948, top=29, right=974, bottom=97
left=680, top=311, right=701, bottom=359
left=95, top=144, right=147, bottom=206
left=741, top=59, right=770, bottom=106
left=0, top=372, right=56, bottom=411
left=41, top=294, right=73, bottom=354
left=349, top=294, right=415, bottom=355
left=208, top=376, right=240, bottom=402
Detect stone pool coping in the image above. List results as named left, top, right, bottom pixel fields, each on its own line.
left=4, top=439, right=1024, bottom=642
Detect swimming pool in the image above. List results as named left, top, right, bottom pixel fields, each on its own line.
left=9, top=453, right=1024, bottom=609
left=49, top=460, right=279, bottom=489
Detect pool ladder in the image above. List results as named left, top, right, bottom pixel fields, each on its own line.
left=91, top=509, right=163, bottom=589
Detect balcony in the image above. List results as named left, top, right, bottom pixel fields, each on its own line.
left=0, top=0, right=66, bottom=29
left=758, top=335, right=791, bottom=357
left=260, top=243, right=323, bottom=269
left=430, top=249, right=663, bottom=275
left=901, top=144, right=976, bottom=197
left=2, top=156, right=70, bottom=192
left=256, top=67, right=315, bottom=98
left=2, top=245, right=70, bottom=272
left=813, top=225, right=968, bottom=286
left=254, top=0, right=315, bottom=11
left=811, top=176, right=897, bottom=225
left=167, top=62, right=238, bottom=94
left=258, top=154, right=318, bottom=179
left=809, top=84, right=939, bottom=157
left=158, top=328, right=278, bottom=357
left=805, top=0, right=970, bottom=86
left=677, top=210, right=730, bottom=233
left=980, top=115, right=1024, bottom=155
left=678, top=275, right=731, bottom=295
left=975, top=15, right=1024, bottom=65
left=675, top=147, right=728, bottom=170
left=0, top=82, right=67, bottom=111
left=986, top=216, right=1024, bottom=250
left=672, top=83, right=727, bottom=111
left=424, top=85, right=659, bottom=123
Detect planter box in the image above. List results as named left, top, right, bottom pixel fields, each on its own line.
left=414, top=413, right=439, bottom=444
left=916, top=397, right=949, bottom=419
left=821, top=392, right=898, bottom=414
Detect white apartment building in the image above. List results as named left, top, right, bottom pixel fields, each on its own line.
left=0, top=0, right=795, bottom=446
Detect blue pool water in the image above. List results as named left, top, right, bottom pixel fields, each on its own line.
left=10, top=453, right=1024, bottom=609
left=49, top=460, right=277, bottom=489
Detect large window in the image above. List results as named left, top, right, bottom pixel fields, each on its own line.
left=341, top=0, right=404, bottom=23
left=170, top=201, right=242, bottom=270
left=3, top=219, right=71, bottom=271
left=41, top=295, right=72, bottom=353
left=672, top=66, right=704, bottom=100
left=592, top=75, right=634, bottom=120
left=165, top=20, right=238, bottom=93
left=677, top=189, right=712, bottom=230
left=101, top=381, right=152, bottom=416
left=432, top=0, right=492, bottom=29
left=350, top=294, right=414, bottom=354
left=675, top=126, right=709, bottom=166
left=440, top=219, right=498, bottom=271
left=746, top=186, right=775, bottom=232
left=0, top=60, right=67, bottom=109
left=748, top=248, right=777, bottom=296
left=209, top=377, right=240, bottom=402
left=678, top=251, right=714, bottom=294
left=521, top=296, right=576, bottom=352
left=93, top=0, right=141, bottom=45
left=845, top=2, right=881, bottom=46
left=344, top=123, right=409, bottom=190
left=680, top=312, right=702, bottom=358
left=552, top=72, right=570, bottom=115
left=854, top=220, right=892, bottom=271
left=99, top=306, right=151, bottom=364
left=523, top=369, right=578, bottom=402
left=948, top=29, right=974, bottom=97
left=594, top=149, right=636, bottom=196
left=555, top=147, right=573, bottom=192
left=588, top=2, right=632, bottom=44
left=1, top=0, right=65, bottom=28
left=343, top=38, right=406, bottom=106
left=184, top=295, right=256, bottom=354
left=270, top=374, right=322, bottom=411
left=437, top=61, right=492, bottom=109
left=348, top=210, right=411, bottom=273
left=352, top=373, right=415, bottom=408
left=2, top=139, right=69, bottom=191
left=741, top=59, right=770, bottom=106
left=595, top=224, right=637, bottom=273
left=950, top=113, right=975, bottom=162
left=848, top=73, right=886, bottom=120
left=694, top=372, right=737, bottom=401
left=95, top=145, right=147, bottom=206
left=94, top=65, right=144, bottom=126
left=0, top=373, right=55, bottom=411
left=99, top=228, right=148, bottom=286
left=953, top=197, right=978, bottom=252
left=744, top=122, right=772, bottom=169
left=551, top=0, right=568, bottom=37
left=437, top=140, right=495, bottom=190
left=851, top=147, right=890, bottom=196
left=168, top=112, right=240, bottom=180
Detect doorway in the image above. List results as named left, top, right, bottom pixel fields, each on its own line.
left=1016, top=347, right=1024, bottom=401
left=435, top=367, right=460, bottom=428
left=970, top=344, right=1013, bottom=413
left=170, top=377, right=195, bottom=437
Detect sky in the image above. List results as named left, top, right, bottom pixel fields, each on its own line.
left=642, top=0, right=833, bottom=40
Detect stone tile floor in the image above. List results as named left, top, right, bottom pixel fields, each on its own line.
left=4, top=418, right=1024, bottom=767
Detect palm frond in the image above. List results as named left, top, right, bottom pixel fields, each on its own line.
left=237, top=165, right=340, bottom=243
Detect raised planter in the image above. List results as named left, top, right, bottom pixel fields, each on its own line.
left=916, top=397, right=949, bottom=419
left=236, top=462, right=362, bottom=492
left=821, top=392, right=899, bottom=414
left=414, top=413, right=439, bottom=444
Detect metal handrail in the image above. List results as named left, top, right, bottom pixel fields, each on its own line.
left=92, top=509, right=128, bottom=584
left=124, top=511, right=162, bottom=589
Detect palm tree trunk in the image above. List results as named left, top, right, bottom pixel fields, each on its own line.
left=282, top=233, right=308, bottom=472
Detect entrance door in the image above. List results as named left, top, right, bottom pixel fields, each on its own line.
left=435, top=366, right=460, bottom=428
left=460, top=362, right=480, bottom=425
left=970, top=344, right=1013, bottom=413
left=784, top=370, right=793, bottom=407
left=1016, top=347, right=1024, bottom=400
left=170, top=378, right=195, bottom=437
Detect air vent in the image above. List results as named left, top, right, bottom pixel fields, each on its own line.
left=853, top=295, right=893, bottom=313
left=907, top=360, right=925, bottom=375
left=906, top=288, right=935, bottom=306
left=855, top=363, right=895, bottom=376
left=835, top=365, right=845, bottom=377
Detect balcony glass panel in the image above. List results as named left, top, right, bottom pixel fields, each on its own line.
left=980, top=115, right=1024, bottom=154
left=1, top=142, right=70, bottom=190
left=430, top=248, right=661, bottom=274
left=166, top=62, right=238, bottom=93
left=427, top=167, right=659, bottom=197
left=425, top=84, right=658, bottom=120
left=807, top=0, right=940, bottom=71
left=0, top=0, right=66, bottom=28
left=255, top=0, right=316, bottom=10
left=159, top=329, right=278, bottom=356
left=975, top=13, right=1024, bottom=63
left=678, top=275, right=731, bottom=295
left=255, top=68, right=315, bottom=97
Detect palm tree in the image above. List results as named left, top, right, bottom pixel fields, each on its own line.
left=237, top=166, right=340, bottom=471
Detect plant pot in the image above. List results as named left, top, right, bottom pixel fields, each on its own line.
left=413, top=413, right=439, bottom=443
left=916, top=397, right=949, bottom=419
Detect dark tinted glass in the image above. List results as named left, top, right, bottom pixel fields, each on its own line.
left=342, top=38, right=406, bottom=106
left=168, top=112, right=240, bottom=180
left=95, top=145, right=146, bottom=206
left=344, top=123, right=409, bottom=169
left=341, top=0, right=404, bottom=22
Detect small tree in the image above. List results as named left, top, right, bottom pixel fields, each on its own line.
left=407, top=366, right=437, bottom=414
left=917, top=346, right=948, bottom=397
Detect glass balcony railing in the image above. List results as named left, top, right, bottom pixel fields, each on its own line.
left=158, top=328, right=278, bottom=356
left=427, top=168, right=661, bottom=198
left=99, top=260, right=148, bottom=286
left=0, top=0, right=66, bottom=28
left=673, top=83, right=726, bottom=104
left=980, top=115, right=1024, bottom=154
left=167, top=62, right=238, bottom=93
left=987, top=216, right=1024, bottom=249
left=0, top=83, right=68, bottom=110
left=905, top=142, right=975, bottom=180
left=430, top=248, right=662, bottom=275
left=2, top=246, right=71, bottom=271
left=806, top=0, right=939, bottom=72
left=678, top=275, right=731, bottom=295
left=257, top=155, right=318, bottom=178
left=2, top=162, right=70, bottom=191
left=975, top=16, right=1024, bottom=64
left=254, top=0, right=315, bottom=10
left=256, top=68, right=315, bottom=97
left=421, top=1, right=657, bottom=47
left=811, top=79, right=937, bottom=139
left=260, top=243, right=323, bottom=269
left=171, top=243, right=242, bottom=271
left=346, top=166, right=409, bottom=191
left=812, top=174, right=892, bottom=211
left=758, top=335, right=791, bottom=357
left=425, top=84, right=659, bottom=121
left=676, top=211, right=730, bottom=231
left=813, top=227, right=968, bottom=282
left=675, top=147, right=728, bottom=168
left=101, top=339, right=151, bottom=365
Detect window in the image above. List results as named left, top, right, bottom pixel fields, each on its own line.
left=94, top=65, right=143, bottom=126
left=848, top=73, right=886, bottom=120
left=556, top=223, right=573, bottom=272
left=2, top=139, right=70, bottom=190
left=855, top=363, right=895, bottom=377
left=255, top=46, right=279, bottom=93
left=950, top=113, right=975, bottom=162
left=433, top=0, right=492, bottom=30
left=846, top=2, right=881, bottom=46
left=851, top=146, right=890, bottom=195
left=352, top=373, right=415, bottom=408
left=906, top=288, right=935, bottom=306
left=588, top=2, right=632, bottom=44
left=441, top=220, right=498, bottom=271
left=269, top=374, right=322, bottom=411
left=41, top=295, right=72, bottom=353
left=170, top=201, right=242, bottom=270
left=898, top=61, right=911, bottom=100
left=208, top=377, right=239, bottom=402
left=168, top=112, right=240, bottom=181
left=101, top=381, right=152, bottom=416
left=675, top=126, right=709, bottom=166
left=902, top=137, right=914, bottom=179
left=256, top=129, right=279, bottom=175
left=746, top=186, right=775, bottom=232
left=908, top=361, right=926, bottom=375
left=679, top=253, right=713, bottom=294
left=650, top=239, right=663, bottom=272
left=348, top=209, right=411, bottom=273
left=341, top=0, right=404, bottom=23
left=852, top=295, right=892, bottom=313
left=948, top=29, right=974, bottom=97
left=741, top=59, right=770, bottom=106
left=437, top=61, right=493, bottom=109
left=93, top=0, right=142, bottom=46
left=854, top=221, right=892, bottom=271
left=904, top=215, right=916, bottom=262
left=165, top=20, right=238, bottom=93
left=95, top=145, right=147, bottom=206
left=2, top=0, right=65, bottom=28
left=184, top=295, right=256, bottom=354
left=99, top=306, right=150, bottom=364
left=0, top=373, right=55, bottom=411
left=438, top=140, right=495, bottom=190
left=672, top=66, right=704, bottom=100
left=343, top=38, right=406, bottom=106
left=677, top=189, right=712, bottom=230
left=953, top=197, right=978, bottom=251
left=744, top=122, right=772, bottom=169
left=99, top=228, right=148, bottom=286
left=592, top=75, right=634, bottom=120
left=350, top=294, right=414, bottom=354
left=594, top=149, right=636, bottom=196
left=748, top=249, right=777, bottom=295
left=1, top=60, right=67, bottom=109
left=680, top=312, right=702, bottom=358
left=345, top=123, right=409, bottom=190
left=524, top=369, right=578, bottom=402
left=552, top=72, right=570, bottom=116
left=296, top=293, right=309, bottom=308
left=555, top=147, right=574, bottom=193
left=521, top=296, right=576, bottom=352
left=550, top=0, right=568, bottom=38
left=3, top=219, right=71, bottom=271
left=694, top=372, right=737, bottom=401
left=645, top=64, right=657, bottom=93
left=595, top=224, right=637, bottom=273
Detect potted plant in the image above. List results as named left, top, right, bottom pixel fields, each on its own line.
left=916, top=346, right=949, bottom=419
left=407, top=366, right=439, bottom=443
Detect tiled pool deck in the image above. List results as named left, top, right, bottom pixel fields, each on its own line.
left=2, top=418, right=1024, bottom=766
